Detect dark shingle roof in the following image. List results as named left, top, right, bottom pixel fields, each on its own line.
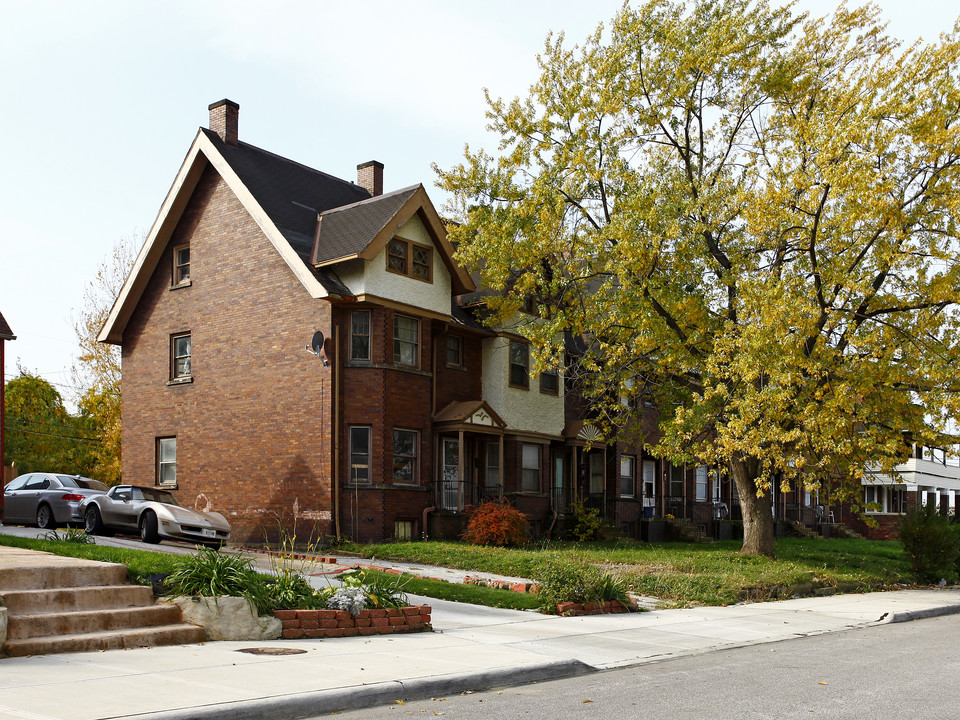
left=201, top=128, right=371, bottom=252
left=313, top=186, right=421, bottom=265
left=0, top=311, right=14, bottom=340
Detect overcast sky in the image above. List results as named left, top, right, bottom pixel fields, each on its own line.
left=1, top=0, right=957, bottom=407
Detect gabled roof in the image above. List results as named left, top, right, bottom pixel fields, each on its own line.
left=311, top=184, right=475, bottom=295
left=0, top=311, right=14, bottom=340
left=433, top=400, right=506, bottom=430
left=99, top=127, right=473, bottom=345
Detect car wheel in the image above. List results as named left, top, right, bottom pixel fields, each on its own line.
left=36, top=504, right=57, bottom=530
left=84, top=506, right=104, bottom=535
left=139, top=511, right=161, bottom=544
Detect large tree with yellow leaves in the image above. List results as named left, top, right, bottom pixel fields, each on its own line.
left=437, top=0, right=960, bottom=556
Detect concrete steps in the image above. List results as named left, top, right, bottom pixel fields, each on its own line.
left=0, top=550, right=204, bottom=657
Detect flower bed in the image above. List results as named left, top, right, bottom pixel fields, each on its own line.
left=555, top=600, right=633, bottom=616
left=273, top=606, right=432, bottom=639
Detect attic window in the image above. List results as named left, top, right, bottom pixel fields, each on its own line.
left=386, top=238, right=432, bottom=283
left=172, top=244, right=191, bottom=286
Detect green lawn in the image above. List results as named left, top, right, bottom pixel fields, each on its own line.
left=337, top=537, right=911, bottom=607
left=1, top=532, right=912, bottom=609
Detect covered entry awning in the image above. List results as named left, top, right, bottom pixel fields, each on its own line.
left=433, top=400, right=507, bottom=434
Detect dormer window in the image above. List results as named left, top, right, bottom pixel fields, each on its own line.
left=386, top=238, right=432, bottom=282
left=173, top=244, right=191, bottom=286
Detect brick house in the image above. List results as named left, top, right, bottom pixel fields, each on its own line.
left=100, top=100, right=591, bottom=544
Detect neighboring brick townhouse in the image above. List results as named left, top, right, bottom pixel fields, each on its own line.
left=102, top=100, right=934, bottom=546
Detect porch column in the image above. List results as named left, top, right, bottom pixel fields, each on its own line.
left=498, top=435, right=504, bottom=499
left=458, top=430, right=465, bottom=509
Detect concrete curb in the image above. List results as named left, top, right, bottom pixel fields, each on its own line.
left=115, top=659, right=595, bottom=720
left=879, top=603, right=960, bottom=624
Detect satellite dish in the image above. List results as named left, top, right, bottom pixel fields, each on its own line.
left=311, top=331, right=325, bottom=355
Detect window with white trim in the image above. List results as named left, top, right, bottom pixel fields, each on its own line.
left=620, top=455, right=636, bottom=497
left=695, top=465, right=708, bottom=501
left=170, top=333, right=191, bottom=381
left=349, top=427, right=371, bottom=484
left=157, top=437, right=177, bottom=487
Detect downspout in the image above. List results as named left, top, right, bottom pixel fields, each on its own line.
left=422, top=504, right=435, bottom=540
left=1, top=338, right=5, bottom=512
left=333, top=324, right=341, bottom=540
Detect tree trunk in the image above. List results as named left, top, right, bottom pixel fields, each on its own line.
left=730, top=456, right=775, bottom=557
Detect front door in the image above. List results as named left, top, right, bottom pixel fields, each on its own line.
left=553, top=453, right=567, bottom=513
left=589, top=453, right=605, bottom=495
left=441, top=438, right=461, bottom=510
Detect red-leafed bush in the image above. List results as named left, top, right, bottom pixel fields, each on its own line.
left=462, top=501, right=531, bottom=547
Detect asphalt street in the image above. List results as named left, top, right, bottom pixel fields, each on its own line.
left=325, top=612, right=960, bottom=720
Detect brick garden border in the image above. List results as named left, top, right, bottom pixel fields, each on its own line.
left=273, top=606, right=432, bottom=639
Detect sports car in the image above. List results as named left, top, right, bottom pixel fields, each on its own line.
left=79, top=485, right=230, bottom=548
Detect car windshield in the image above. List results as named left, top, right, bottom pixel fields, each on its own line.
left=136, top=488, right=180, bottom=505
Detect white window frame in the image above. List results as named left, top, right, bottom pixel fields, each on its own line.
left=619, top=455, right=636, bottom=498
left=157, top=437, right=177, bottom=487
left=695, top=465, right=708, bottom=502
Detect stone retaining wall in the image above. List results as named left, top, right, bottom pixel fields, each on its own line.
left=273, top=606, right=432, bottom=639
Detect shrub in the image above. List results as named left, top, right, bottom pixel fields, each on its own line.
left=534, top=559, right=632, bottom=611
left=569, top=500, right=604, bottom=541
left=339, top=567, right=410, bottom=609
left=462, top=501, right=531, bottom=547
left=268, top=570, right=323, bottom=610
left=43, top=528, right=94, bottom=544
left=165, top=547, right=273, bottom=614
left=897, top=503, right=960, bottom=584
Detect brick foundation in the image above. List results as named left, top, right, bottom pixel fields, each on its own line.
left=273, top=606, right=432, bottom=639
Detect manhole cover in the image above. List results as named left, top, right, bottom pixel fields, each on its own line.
left=235, top=647, right=308, bottom=656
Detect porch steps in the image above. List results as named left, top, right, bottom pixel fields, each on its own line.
left=0, top=550, right=204, bottom=657
left=832, top=523, right=866, bottom=540
left=786, top=521, right=820, bottom=540
left=665, top=517, right=713, bottom=543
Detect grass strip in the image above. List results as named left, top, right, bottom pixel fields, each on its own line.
left=0, top=533, right=182, bottom=584
left=354, top=567, right=544, bottom=611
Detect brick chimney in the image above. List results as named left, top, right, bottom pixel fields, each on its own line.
left=209, top=99, right=240, bottom=147
left=357, top=160, right=384, bottom=197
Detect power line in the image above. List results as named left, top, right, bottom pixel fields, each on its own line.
left=6, top=424, right=103, bottom=444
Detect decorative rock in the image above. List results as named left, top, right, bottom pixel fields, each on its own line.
left=167, top=596, right=282, bottom=641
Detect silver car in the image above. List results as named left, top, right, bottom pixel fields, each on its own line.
left=79, top=485, right=231, bottom=548
left=2, top=472, right=109, bottom=529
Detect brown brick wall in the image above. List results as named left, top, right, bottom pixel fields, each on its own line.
left=121, top=166, right=334, bottom=544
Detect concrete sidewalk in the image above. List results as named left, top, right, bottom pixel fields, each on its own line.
left=2, top=573, right=959, bottom=720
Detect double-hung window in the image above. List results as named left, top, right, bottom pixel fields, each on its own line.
left=393, top=429, right=418, bottom=484
left=521, top=444, right=540, bottom=492
left=393, top=315, right=419, bottom=367
left=351, top=310, right=371, bottom=361
left=446, top=335, right=463, bottom=368
left=173, top=244, right=190, bottom=286
left=620, top=455, right=636, bottom=497
left=509, top=340, right=529, bottom=388
left=170, top=333, right=191, bottom=381
left=349, top=427, right=371, bottom=484
left=157, top=437, right=177, bottom=487
left=695, top=466, right=708, bottom=501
